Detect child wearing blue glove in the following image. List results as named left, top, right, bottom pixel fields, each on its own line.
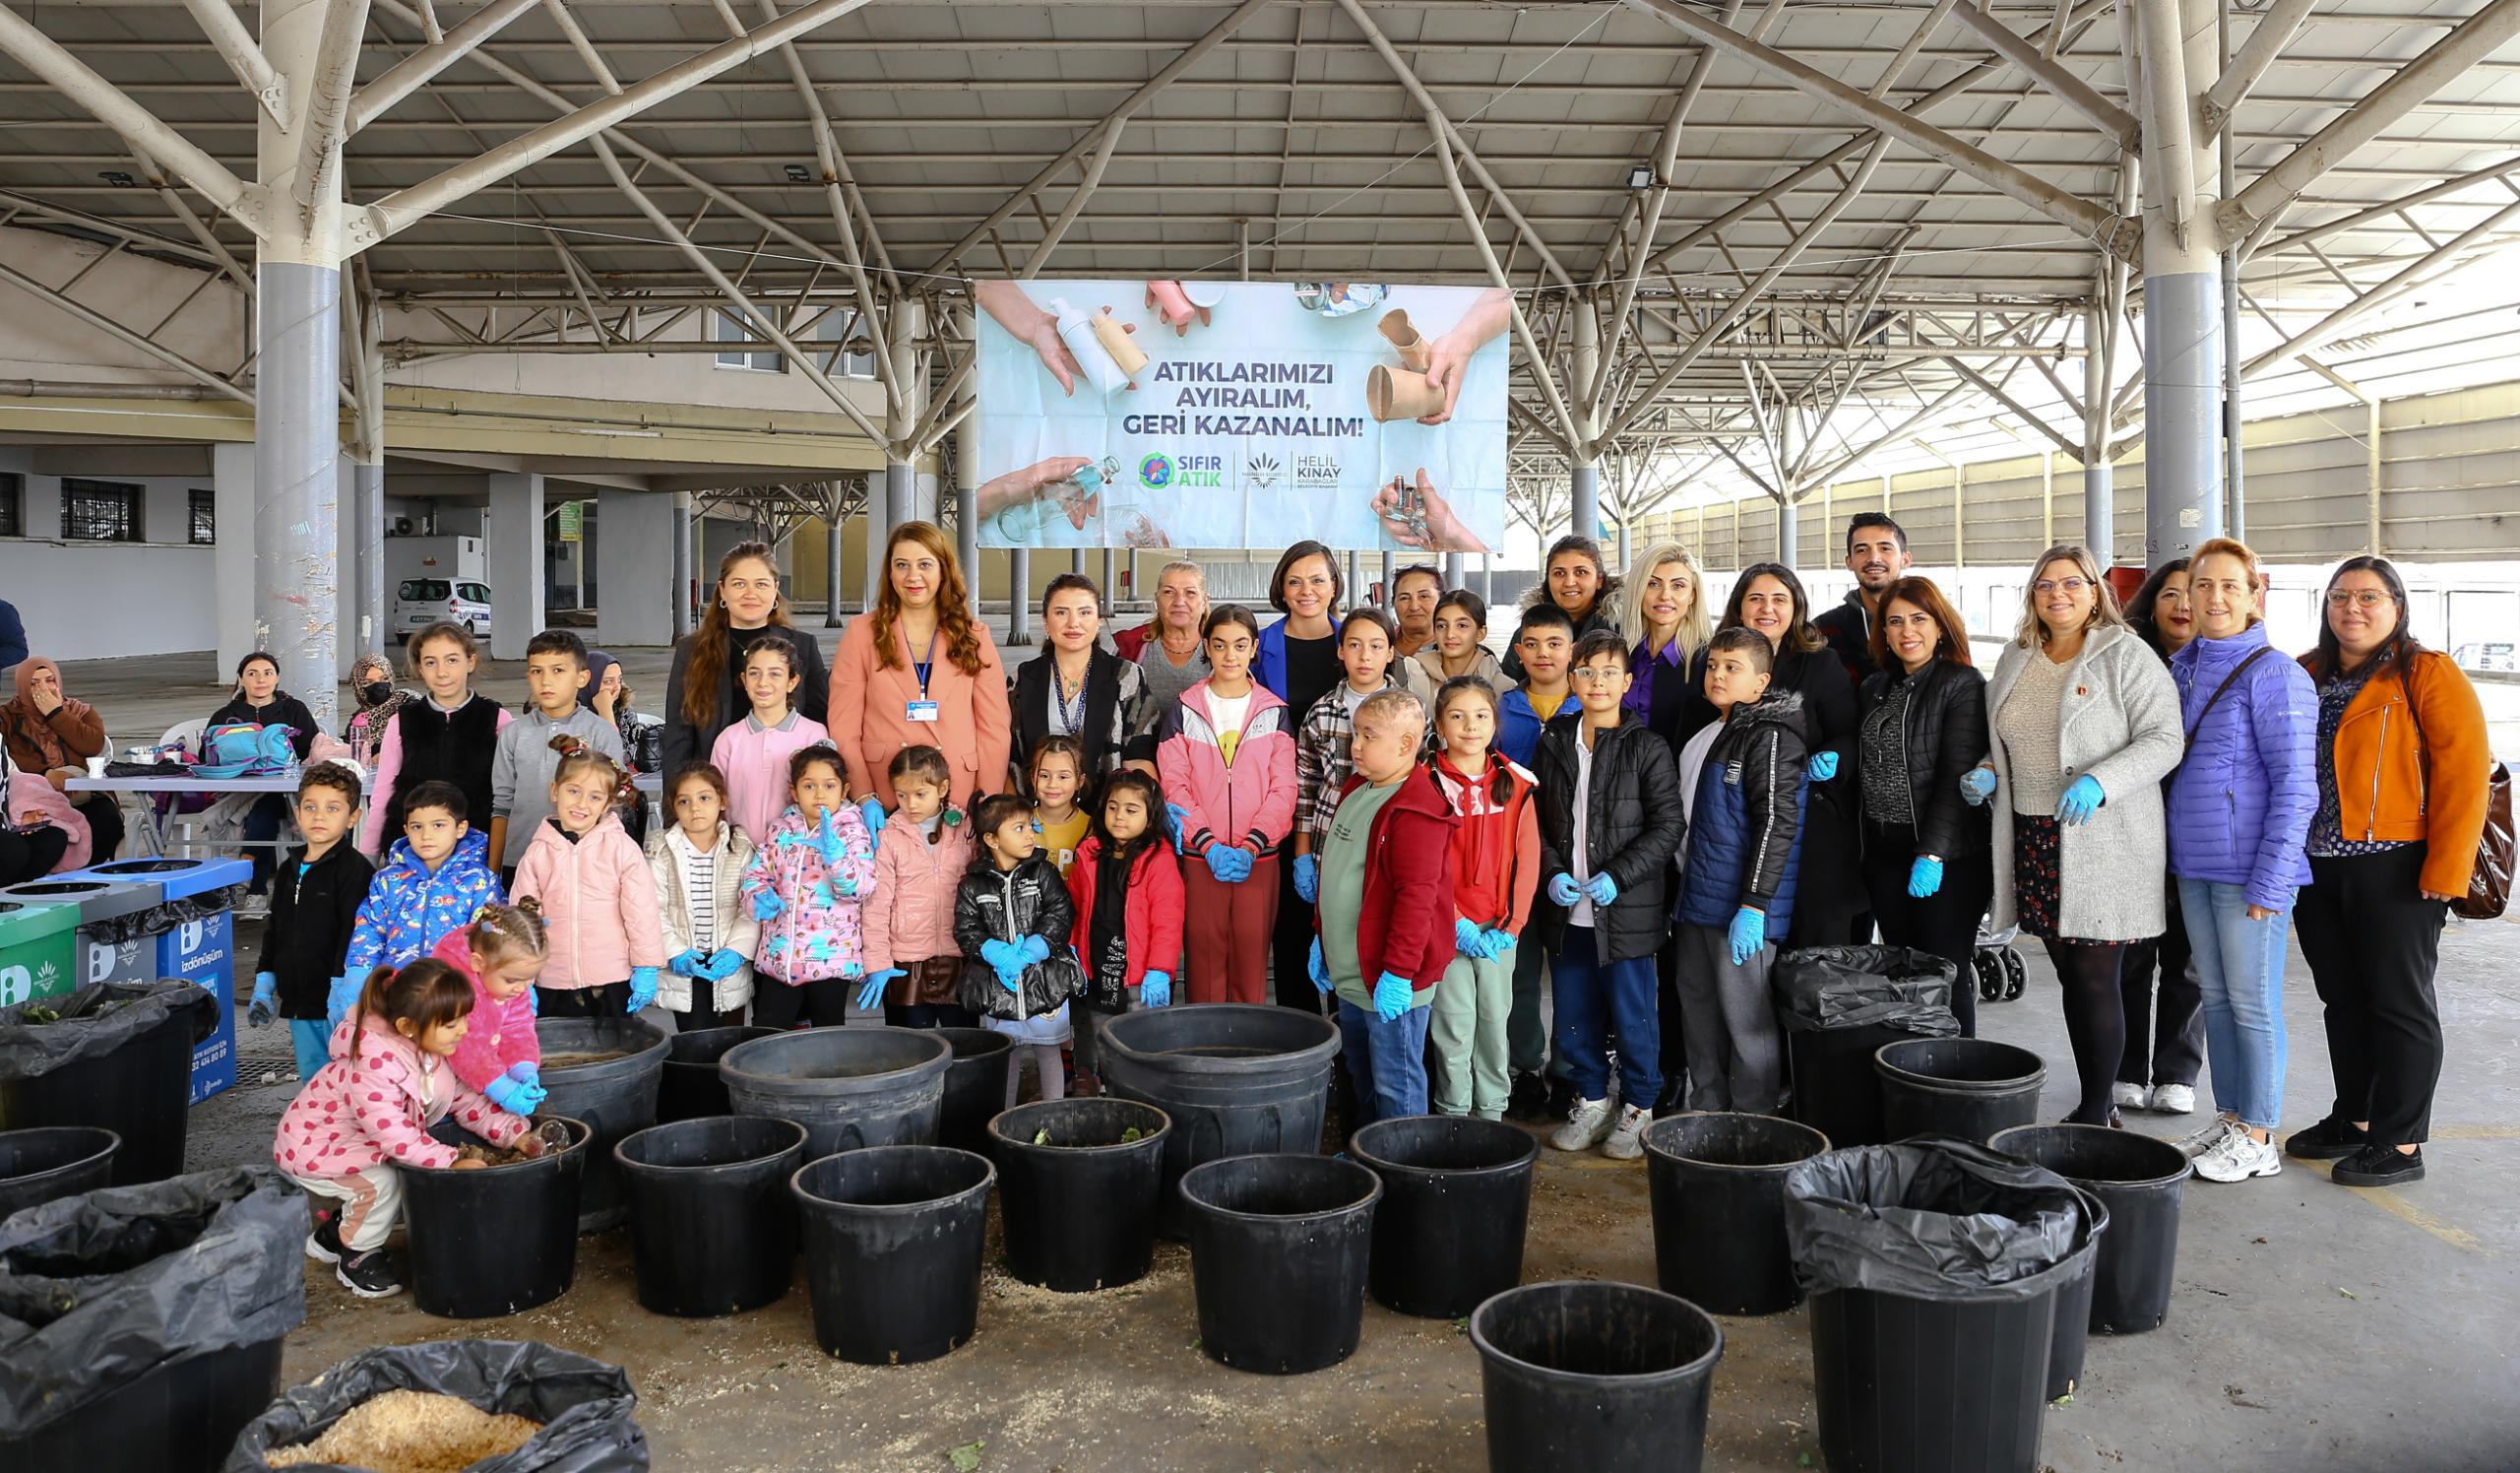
left=738, top=744, right=879, bottom=1030
left=647, top=763, right=761, bottom=1031
left=1153, top=606, right=1296, bottom=1005
left=1424, top=679, right=1541, bottom=1121
left=1671, top=628, right=1807, bottom=1118
left=512, top=736, right=666, bottom=1018
left=252, top=760, right=374, bottom=1084
left=860, top=745, right=976, bottom=1028
left=954, top=794, right=1085, bottom=1106
left=1066, top=770, right=1186, bottom=1096
left=1291, top=608, right=1414, bottom=907
left=435, top=899, right=552, bottom=1116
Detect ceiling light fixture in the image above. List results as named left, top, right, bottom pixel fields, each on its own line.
left=783, top=163, right=811, bottom=183
left=1627, top=164, right=1654, bottom=191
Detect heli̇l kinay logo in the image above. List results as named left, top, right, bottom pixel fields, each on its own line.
left=1138, top=452, right=1225, bottom=492
left=1294, top=452, right=1343, bottom=488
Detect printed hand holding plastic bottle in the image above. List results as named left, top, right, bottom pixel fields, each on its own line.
left=1306, top=937, right=1332, bottom=994
left=1806, top=751, right=1839, bottom=783
left=2055, top=774, right=2106, bottom=825
left=1140, top=971, right=1171, bottom=1008
left=1959, top=766, right=1997, bottom=806
left=1728, top=906, right=1767, bottom=965
left=1546, top=872, right=1583, bottom=907
left=1372, top=971, right=1414, bottom=1022
left=858, top=799, right=888, bottom=836
left=248, top=972, right=278, bottom=1028
left=667, top=949, right=706, bottom=978
left=1908, top=856, right=1944, bottom=898
left=627, top=966, right=660, bottom=1013
left=1582, top=872, right=1619, bottom=906
left=1293, top=854, right=1320, bottom=903
left=856, top=968, right=903, bottom=1010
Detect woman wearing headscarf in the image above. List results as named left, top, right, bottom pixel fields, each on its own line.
left=583, top=649, right=656, bottom=841
left=0, top=657, right=123, bottom=862
left=343, top=652, right=412, bottom=770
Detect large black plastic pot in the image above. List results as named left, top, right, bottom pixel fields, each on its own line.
left=931, top=1026, right=1014, bottom=1154
left=1643, top=1111, right=1831, bottom=1315
left=1787, top=1023, right=1912, bottom=1148
left=2040, top=1189, right=2108, bottom=1401
left=616, top=1115, right=806, bottom=1316
left=0, top=1125, right=119, bottom=1220
left=536, top=1016, right=669, bottom=1234
left=791, top=1146, right=994, bottom=1366
left=1347, top=1115, right=1536, bottom=1318
left=723, top=1025, right=949, bottom=1159
left=1875, top=1039, right=2046, bottom=1143
left=0, top=981, right=213, bottom=1185
left=986, top=1097, right=1169, bottom=1292
left=1471, top=1281, right=1724, bottom=1473
left=11, top=1336, right=285, bottom=1473
left=1099, top=1003, right=1341, bottom=1238
left=400, top=1117, right=589, bottom=1319
left=1990, top=1122, right=2188, bottom=1335
left=659, top=1025, right=778, bottom=1122
left=1180, top=1153, right=1379, bottom=1376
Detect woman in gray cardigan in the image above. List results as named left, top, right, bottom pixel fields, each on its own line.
left=1965, top=544, right=2184, bottom=1126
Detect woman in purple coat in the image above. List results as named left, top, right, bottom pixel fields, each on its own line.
left=2166, top=538, right=2316, bottom=1185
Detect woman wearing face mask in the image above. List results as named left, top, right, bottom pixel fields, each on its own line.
left=344, top=653, right=412, bottom=770
left=1500, top=535, right=1620, bottom=683
left=583, top=651, right=657, bottom=841
left=2111, top=558, right=2207, bottom=1117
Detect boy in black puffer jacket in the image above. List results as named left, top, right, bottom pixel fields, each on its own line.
left=955, top=793, right=1086, bottom=1107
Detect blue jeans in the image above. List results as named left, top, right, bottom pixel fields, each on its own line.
left=1336, top=998, right=1432, bottom=1127
left=1549, top=925, right=1662, bottom=1106
left=2176, top=877, right=2293, bottom=1130
left=288, top=1017, right=332, bottom=1082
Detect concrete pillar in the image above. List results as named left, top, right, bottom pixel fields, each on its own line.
left=1007, top=547, right=1033, bottom=646
left=1442, top=551, right=1466, bottom=588
left=2136, top=0, right=2223, bottom=564
left=351, top=293, right=385, bottom=668
left=670, top=493, right=694, bottom=639
left=1776, top=497, right=1797, bottom=568
left=1101, top=547, right=1117, bottom=606
left=954, top=353, right=980, bottom=621
left=1570, top=463, right=1599, bottom=544
left=596, top=490, right=673, bottom=647
left=213, top=441, right=257, bottom=673
left=1571, top=298, right=1601, bottom=541
left=825, top=505, right=846, bottom=627
left=1345, top=548, right=1360, bottom=600
left=2084, top=303, right=2113, bottom=563
left=486, top=472, right=546, bottom=660
left=884, top=299, right=924, bottom=531
left=336, top=453, right=361, bottom=679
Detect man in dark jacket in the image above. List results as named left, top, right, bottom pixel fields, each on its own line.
left=0, top=598, right=26, bottom=678
left=1533, top=631, right=1685, bottom=1160
left=1813, top=512, right=1912, bottom=685
left=252, top=761, right=376, bottom=1082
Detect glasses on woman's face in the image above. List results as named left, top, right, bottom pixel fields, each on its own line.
left=2326, top=589, right=2390, bottom=609
left=2035, top=577, right=2092, bottom=596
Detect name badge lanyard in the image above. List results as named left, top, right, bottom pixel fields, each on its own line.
left=909, top=630, right=941, bottom=724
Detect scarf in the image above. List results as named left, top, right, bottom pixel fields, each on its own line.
left=4, top=659, right=77, bottom=771
left=1089, top=843, right=1136, bottom=996
left=347, top=658, right=413, bottom=736
left=1433, top=750, right=1526, bottom=929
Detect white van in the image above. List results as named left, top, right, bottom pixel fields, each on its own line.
left=396, top=578, right=493, bottom=637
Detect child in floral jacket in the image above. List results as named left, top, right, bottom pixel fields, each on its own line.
left=739, top=744, right=879, bottom=1029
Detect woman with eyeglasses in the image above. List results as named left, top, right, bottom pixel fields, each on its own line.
left=2286, top=556, right=2488, bottom=1188
left=1967, top=544, right=2182, bottom=1127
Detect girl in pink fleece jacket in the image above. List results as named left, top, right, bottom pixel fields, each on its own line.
left=434, top=899, right=552, bottom=1117
left=513, top=736, right=667, bottom=1020
left=710, top=635, right=832, bottom=845
left=858, top=744, right=976, bottom=1028
left=273, top=958, right=537, bottom=1299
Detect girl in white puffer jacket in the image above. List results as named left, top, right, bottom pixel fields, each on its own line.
left=647, top=763, right=761, bottom=1030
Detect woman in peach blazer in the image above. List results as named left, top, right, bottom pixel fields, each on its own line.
left=829, top=521, right=1013, bottom=823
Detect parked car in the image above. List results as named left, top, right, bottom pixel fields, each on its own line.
left=396, top=578, right=493, bottom=637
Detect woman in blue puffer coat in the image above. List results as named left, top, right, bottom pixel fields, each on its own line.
left=2167, top=538, right=2316, bottom=1185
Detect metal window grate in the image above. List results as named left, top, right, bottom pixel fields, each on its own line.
left=61, top=478, right=142, bottom=542
left=188, top=487, right=216, bottom=545
left=0, top=473, right=20, bottom=537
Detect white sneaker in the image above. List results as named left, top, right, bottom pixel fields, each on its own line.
left=2149, top=1083, right=2196, bottom=1116
left=2175, top=1117, right=2240, bottom=1159
left=1602, top=1105, right=1652, bottom=1160
left=1550, top=1098, right=1614, bottom=1152
left=2193, top=1127, right=2283, bottom=1184
left=2111, top=1081, right=2148, bottom=1112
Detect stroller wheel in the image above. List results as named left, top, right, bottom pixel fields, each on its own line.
left=2001, top=949, right=2027, bottom=999
left=1973, top=950, right=2005, bottom=1002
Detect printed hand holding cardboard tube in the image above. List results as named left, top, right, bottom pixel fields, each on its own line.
left=1367, top=363, right=1446, bottom=422
left=1378, top=309, right=1431, bottom=372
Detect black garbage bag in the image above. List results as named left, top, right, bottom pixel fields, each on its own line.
left=1783, top=1137, right=2091, bottom=1302
left=225, top=1340, right=648, bottom=1472
left=0, top=979, right=219, bottom=1078
left=88, top=887, right=249, bottom=946
left=1771, top=944, right=1960, bottom=1036
left=0, top=1165, right=306, bottom=1437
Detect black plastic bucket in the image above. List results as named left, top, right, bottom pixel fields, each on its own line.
left=1471, top=1281, right=1724, bottom=1472
left=6, top=1336, right=285, bottom=1473
left=0, top=993, right=198, bottom=1185
left=1875, top=1038, right=2046, bottom=1143
left=1991, top=1122, right=2186, bottom=1334
left=659, top=1025, right=778, bottom=1122
left=400, top=1117, right=589, bottom=1318
left=1643, top=1111, right=1831, bottom=1315
left=1099, top=1003, right=1342, bottom=1238
left=1180, top=1153, right=1379, bottom=1375
left=931, top=1026, right=1015, bottom=1154
left=536, top=1016, right=669, bottom=1234
left=0, top=1125, right=119, bottom=1220
left=1347, top=1115, right=1536, bottom=1318
left=986, top=1097, right=1170, bottom=1292
left=2040, top=1188, right=2108, bottom=1400
left=791, top=1145, right=994, bottom=1366
left=615, top=1115, right=806, bottom=1316
left=1787, top=1022, right=1913, bottom=1147
left=723, top=1025, right=949, bottom=1160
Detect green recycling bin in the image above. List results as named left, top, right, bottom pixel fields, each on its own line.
left=0, top=900, right=79, bottom=1008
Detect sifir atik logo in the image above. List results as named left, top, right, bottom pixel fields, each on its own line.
left=1137, top=453, right=1175, bottom=490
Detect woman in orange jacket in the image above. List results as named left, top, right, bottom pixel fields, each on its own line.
left=2288, top=556, right=2490, bottom=1189
left=828, top=521, right=1013, bottom=825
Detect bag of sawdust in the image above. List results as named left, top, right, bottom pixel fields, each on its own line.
left=224, top=1340, right=645, bottom=1473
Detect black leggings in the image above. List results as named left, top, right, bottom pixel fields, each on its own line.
left=2045, top=938, right=2126, bottom=1125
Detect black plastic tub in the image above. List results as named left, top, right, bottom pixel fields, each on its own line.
left=659, top=1025, right=778, bottom=1122
left=0, top=981, right=212, bottom=1185
left=2041, top=1189, right=2109, bottom=1400
left=536, top=1016, right=670, bottom=1234
left=931, top=1027, right=1015, bottom=1154
left=0, top=1124, right=119, bottom=1220
left=791, top=1146, right=995, bottom=1366
left=723, top=1025, right=950, bottom=1160
left=1180, top=1153, right=1379, bottom=1376
left=616, top=1115, right=806, bottom=1316
left=401, top=1118, right=589, bottom=1318
left=1788, top=1022, right=1913, bottom=1147
left=1099, top=1003, right=1342, bottom=1237
left=1643, top=1111, right=1831, bottom=1315
left=7, top=1336, right=285, bottom=1473
left=986, top=1097, right=1170, bottom=1292
left=1875, top=1038, right=2047, bottom=1143
left=1347, top=1115, right=1536, bottom=1318
left=1471, top=1281, right=1724, bottom=1472
left=1989, top=1122, right=2189, bottom=1335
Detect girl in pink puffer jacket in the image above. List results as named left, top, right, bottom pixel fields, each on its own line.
left=860, top=744, right=976, bottom=1027
left=512, top=736, right=667, bottom=1020
left=738, top=744, right=878, bottom=1031
left=434, top=899, right=551, bottom=1117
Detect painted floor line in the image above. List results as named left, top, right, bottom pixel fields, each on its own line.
left=2292, top=1157, right=2488, bottom=1255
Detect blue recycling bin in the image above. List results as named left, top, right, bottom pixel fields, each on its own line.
left=49, top=859, right=249, bottom=1103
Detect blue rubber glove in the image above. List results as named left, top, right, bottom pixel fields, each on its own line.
left=1583, top=872, right=1619, bottom=907
left=979, top=937, right=1017, bottom=972
left=667, top=949, right=706, bottom=978
left=701, top=949, right=744, bottom=982
left=1455, top=917, right=1484, bottom=956
left=841, top=961, right=863, bottom=981
left=1728, top=905, right=1767, bottom=965
left=816, top=808, right=848, bottom=865
left=484, top=1074, right=544, bottom=1115
left=1293, top=854, right=1320, bottom=904
left=752, top=889, right=784, bottom=921
left=1372, top=971, right=1414, bottom=1022
left=994, top=961, right=1025, bottom=993
left=2055, top=773, right=2106, bottom=825
left=1165, top=802, right=1190, bottom=855
left=627, top=966, right=659, bottom=1013
left=1909, top=855, right=1944, bottom=898
left=1807, top=750, right=1840, bottom=783
left=1306, top=936, right=1332, bottom=994
left=1959, top=766, right=1997, bottom=807
left=1018, top=935, right=1051, bottom=967
left=325, top=973, right=359, bottom=1029
left=1478, top=928, right=1516, bottom=960
left=857, top=968, right=904, bottom=1009
left=858, top=799, right=888, bottom=835
left=1203, top=844, right=1244, bottom=883
left=504, top=1061, right=540, bottom=1090
left=1546, top=871, right=1582, bottom=907
left=527, top=986, right=539, bottom=1016
left=248, top=972, right=278, bottom=1028
left=1140, top=971, right=1171, bottom=1008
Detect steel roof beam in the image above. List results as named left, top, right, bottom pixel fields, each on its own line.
left=1947, top=0, right=2139, bottom=152
left=348, top=0, right=537, bottom=133
left=2199, top=0, right=2317, bottom=134
left=175, top=0, right=286, bottom=120
left=0, top=250, right=251, bottom=401
left=290, top=0, right=370, bottom=210
left=2241, top=191, right=2520, bottom=381
left=0, top=5, right=256, bottom=224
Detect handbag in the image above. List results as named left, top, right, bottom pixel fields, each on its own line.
left=2401, top=657, right=2513, bottom=921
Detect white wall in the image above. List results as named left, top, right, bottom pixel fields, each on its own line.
left=0, top=447, right=220, bottom=660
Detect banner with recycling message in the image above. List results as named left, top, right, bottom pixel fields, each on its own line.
left=971, top=279, right=1509, bottom=552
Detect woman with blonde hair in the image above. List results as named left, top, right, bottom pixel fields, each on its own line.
left=1616, top=542, right=1713, bottom=746
left=828, top=521, right=1011, bottom=823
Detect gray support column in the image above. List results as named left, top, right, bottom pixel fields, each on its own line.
left=213, top=441, right=257, bottom=673
left=1570, top=463, right=1599, bottom=543
left=337, top=453, right=361, bottom=678
left=955, top=364, right=980, bottom=621
left=825, top=507, right=846, bottom=626
left=595, top=489, right=673, bottom=647
left=351, top=298, right=385, bottom=667
left=2084, top=303, right=2113, bottom=561
left=1101, top=547, right=1117, bottom=606
left=1776, top=497, right=1797, bottom=568
left=1345, top=548, right=1361, bottom=600
left=486, top=472, right=546, bottom=660
left=884, top=299, right=923, bottom=530
left=1442, top=551, right=1466, bottom=587
left=2136, top=0, right=2223, bottom=563
left=1570, top=297, right=1601, bottom=541
left=1007, top=548, right=1033, bottom=646
left=670, top=493, right=694, bottom=638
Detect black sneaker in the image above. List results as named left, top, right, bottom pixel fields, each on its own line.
left=336, top=1249, right=404, bottom=1300
left=304, top=1216, right=345, bottom=1265
left=1505, top=1072, right=1549, bottom=1122
left=2332, top=1143, right=2425, bottom=1187
left=2283, top=1117, right=2366, bottom=1161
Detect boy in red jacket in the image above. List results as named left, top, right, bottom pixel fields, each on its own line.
left=1307, top=690, right=1457, bottom=1124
